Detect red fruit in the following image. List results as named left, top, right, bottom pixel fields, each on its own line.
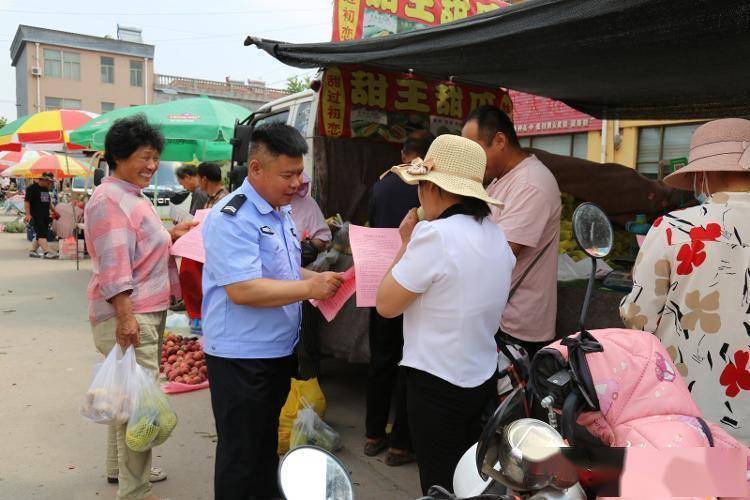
left=176, top=350, right=185, bottom=357
left=175, top=376, right=184, bottom=384
left=200, top=366, right=208, bottom=375
left=166, top=340, right=175, bottom=348
left=185, top=352, right=194, bottom=361
left=168, top=354, right=177, bottom=363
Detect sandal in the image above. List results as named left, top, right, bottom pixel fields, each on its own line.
left=385, top=448, right=415, bottom=467
left=363, top=437, right=388, bottom=457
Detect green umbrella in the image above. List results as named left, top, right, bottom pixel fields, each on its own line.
left=69, top=97, right=251, bottom=162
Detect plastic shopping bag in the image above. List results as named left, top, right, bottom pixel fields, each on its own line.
left=278, top=378, right=327, bottom=454
left=80, top=345, right=138, bottom=425
left=59, top=236, right=79, bottom=260
left=125, top=365, right=178, bottom=452
left=289, top=398, right=342, bottom=453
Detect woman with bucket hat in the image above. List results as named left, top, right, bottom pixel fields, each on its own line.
left=620, top=118, right=750, bottom=446
left=376, top=134, right=516, bottom=493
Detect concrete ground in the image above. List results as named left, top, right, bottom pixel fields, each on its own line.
left=0, top=214, right=421, bottom=500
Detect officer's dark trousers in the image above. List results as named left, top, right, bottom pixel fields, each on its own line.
left=206, top=354, right=296, bottom=500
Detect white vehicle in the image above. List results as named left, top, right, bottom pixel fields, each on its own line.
left=72, top=157, right=191, bottom=220
left=248, top=86, right=403, bottom=223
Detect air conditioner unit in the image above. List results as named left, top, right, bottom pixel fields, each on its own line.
left=31, top=67, right=42, bottom=77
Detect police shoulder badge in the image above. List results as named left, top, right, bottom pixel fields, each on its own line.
left=220, top=194, right=247, bottom=216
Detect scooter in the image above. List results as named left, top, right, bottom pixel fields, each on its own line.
left=274, top=203, right=746, bottom=500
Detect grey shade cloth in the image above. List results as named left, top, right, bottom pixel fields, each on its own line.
left=317, top=253, right=371, bottom=364
left=246, top=0, right=750, bottom=119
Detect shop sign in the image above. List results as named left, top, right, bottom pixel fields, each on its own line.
left=333, top=0, right=510, bottom=42
left=319, top=65, right=512, bottom=142
left=510, top=90, right=601, bottom=137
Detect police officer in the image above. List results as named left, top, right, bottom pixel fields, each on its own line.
left=201, top=122, right=343, bottom=500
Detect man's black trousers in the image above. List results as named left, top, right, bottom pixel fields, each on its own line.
left=206, top=354, right=296, bottom=500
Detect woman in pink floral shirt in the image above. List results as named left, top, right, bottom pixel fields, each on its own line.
left=621, top=118, right=750, bottom=446
left=84, top=115, right=194, bottom=500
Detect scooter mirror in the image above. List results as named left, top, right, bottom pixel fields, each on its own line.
left=278, top=446, right=353, bottom=500
left=476, top=388, right=528, bottom=481
left=572, top=202, right=613, bottom=259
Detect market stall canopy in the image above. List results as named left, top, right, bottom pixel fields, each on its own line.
left=246, top=0, right=750, bottom=119
left=69, top=97, right=251, bottom=162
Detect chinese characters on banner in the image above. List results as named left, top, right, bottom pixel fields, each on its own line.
left=333, top=0, right=510, bottom=41
left=319, top=65, right=512, bottom=142
left=509, top=90, right=601, bottom=136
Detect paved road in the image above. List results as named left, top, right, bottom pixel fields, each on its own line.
left=0, top=217, right=421, bottom=500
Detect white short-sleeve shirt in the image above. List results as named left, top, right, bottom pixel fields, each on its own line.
left=392, top=214, right=515, bottom=388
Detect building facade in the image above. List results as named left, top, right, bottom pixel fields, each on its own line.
left=153, top=74, right=288, bottom=112
left=510, top=90, right=705, bottom=180
left=10, top=25, right=155, bottom=116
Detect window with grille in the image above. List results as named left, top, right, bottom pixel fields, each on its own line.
left=517, top=132, right=588, bottom=159
left=62, top=51, right=80, bottom=80
left=101, top=56, right=115, bottom=84
left=636, top=123, right=703, bottom=179
left=43, top=49, right=62, bottom=78
left=45, top=97, right=80, bottom=110
left=130, top=60, right=143, bottom=87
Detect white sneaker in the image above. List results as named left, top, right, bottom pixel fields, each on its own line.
left=29, top=250, right=41, bottom=258
left=43, top=251, right=59, bottom=259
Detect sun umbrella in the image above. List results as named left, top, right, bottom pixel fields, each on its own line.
left=0, top=149, right=39, bottom=174
left=0, top=150, right=27, bottom=166
left=69, top=97, right=250, bottom=162
left=1, top=151, right=90, bottom=179
left=0, top=109, right=99, bottom=152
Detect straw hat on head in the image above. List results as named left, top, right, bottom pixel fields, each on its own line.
left=389, top=134, right=503, bottom=207
left=664, top=118, right=750, bottom=190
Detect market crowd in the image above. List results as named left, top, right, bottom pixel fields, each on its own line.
left=82, top=112, right=750, bottom=499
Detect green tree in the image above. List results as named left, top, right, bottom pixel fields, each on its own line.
left=285, top=75, right=312, bottom=94
left=0, top=116, right=7, bottom=130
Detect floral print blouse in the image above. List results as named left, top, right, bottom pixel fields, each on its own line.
left=620, top=192, right=750, bottom=445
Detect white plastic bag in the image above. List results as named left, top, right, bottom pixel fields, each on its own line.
left=125, top=365, right=178, bottom=452
left=80, top=345, right=137, bottom=425
left=290, top=398, right=342, bottom=452
left=165, top=313, right=190, bottom=333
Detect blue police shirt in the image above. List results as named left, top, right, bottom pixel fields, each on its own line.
left=201, top=179, right=302, bottom=359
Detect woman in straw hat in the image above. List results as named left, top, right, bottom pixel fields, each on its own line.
left=376, top=134, right=516, bottom=493
left=620, top=118, right=750, bottom=446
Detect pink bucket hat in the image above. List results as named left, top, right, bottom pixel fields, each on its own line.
left=664, top=118, right=750, bottom=190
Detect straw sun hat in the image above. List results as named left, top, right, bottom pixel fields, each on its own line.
left=664, top=118, right=750, bottom=190
left=389, top=134, right=503, bottom=207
